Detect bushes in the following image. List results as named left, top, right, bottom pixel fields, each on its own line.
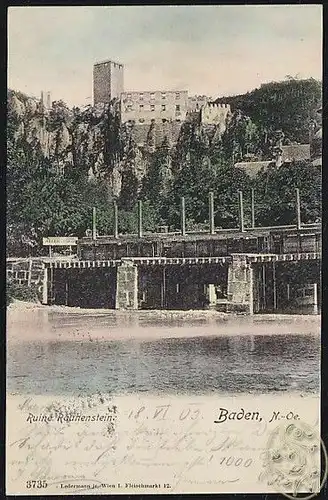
left=6, top=280, right=40, bottom=306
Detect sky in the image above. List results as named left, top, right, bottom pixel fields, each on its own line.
left=8, top=5, right=322, bottom=107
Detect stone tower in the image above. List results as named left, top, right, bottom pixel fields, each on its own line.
left=40, top=91, right=51, bottom=109
left=93, top=59, right=124, bottom=105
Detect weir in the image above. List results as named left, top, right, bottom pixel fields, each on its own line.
left=41, top=253, right=320, bottom=314
left=8, top=189, right=321, bottom=315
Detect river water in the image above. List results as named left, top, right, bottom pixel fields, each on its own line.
left=7, top=307, right=320, bottom=397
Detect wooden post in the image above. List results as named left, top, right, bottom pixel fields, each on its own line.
left=50, top=267, right=54, bottom=305
left=238, top=190, right=245, bottom=232
left=65, top=271, right=69, bottom=306
left=209, top=191, right=215, bottom=234
left=296, top=188, right=301, bottom=230
left=27, top=258, right=32, bottom=288
left=251, top=188, right=255, bottom=228
left=255, top=265, right=260, bottom=313
left=138, top=200, right=143, bottom=238
left=92, top=206, right=97, bottom=240
left=313, top=283, right=318, bottom=315
left=113, top=202, right=118, bottom=238
left=248, top=265, right=254, bottom=316
left=262, top=264, right=266, bottom=311
left=273, top=261, right=277, bottom=310
left=42, top=267, right=48, bottom=305
left=181, top=197, right=186, bottom=236
left=161, top=266, right=166, bottom=309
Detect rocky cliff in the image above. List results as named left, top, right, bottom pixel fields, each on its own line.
left=8, top=90, right=231, bottom=201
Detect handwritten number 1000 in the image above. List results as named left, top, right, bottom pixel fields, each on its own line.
left=220, top=457, right=252, bottom=467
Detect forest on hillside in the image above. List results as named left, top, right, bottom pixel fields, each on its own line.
left=7, top=77, right=322, bottom=256
left=215, top=77, right=322, bottom=144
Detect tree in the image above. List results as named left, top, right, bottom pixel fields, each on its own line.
left=216, top=78, right=322, bottom=145
left=141, top=136, right=172, bottom=216
left=253, top=161, right=321, bottom=226
left=119, top=137, right=140, bottom=210
left=165, top=122, right=213, bottom=228
left=222, top=110, right=260, bottom=162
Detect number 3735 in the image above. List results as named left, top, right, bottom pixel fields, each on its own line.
left=26, top=480, right=48, bottom=489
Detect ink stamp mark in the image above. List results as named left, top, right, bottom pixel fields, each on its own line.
left=260, top=421, right=327, bottom=499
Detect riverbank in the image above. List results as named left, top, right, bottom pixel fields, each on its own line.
left=7, top=300, right=320, bottom=343
left=7, top=299, right=322, bottom=321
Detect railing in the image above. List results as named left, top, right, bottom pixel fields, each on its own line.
left=84, top=188, right=320, bottom=242
left=79, top=223, right=321, bottom=244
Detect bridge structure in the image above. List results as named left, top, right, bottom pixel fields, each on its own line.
left=41, top=189, right=321, bottom=314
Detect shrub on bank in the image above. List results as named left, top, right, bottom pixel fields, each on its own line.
left=6, top=280, right=40, bottom=306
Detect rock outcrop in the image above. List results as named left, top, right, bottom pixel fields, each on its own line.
left=7, top=90, right=229, bottom=200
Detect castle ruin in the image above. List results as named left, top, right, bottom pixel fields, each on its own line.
left=93, top=58, right=230, bottom=133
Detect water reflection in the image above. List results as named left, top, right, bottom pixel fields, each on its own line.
left=7, top=333, right=319, bottom=396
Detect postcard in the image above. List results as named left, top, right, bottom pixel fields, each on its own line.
left=6, top=4, right=323, bottom=496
